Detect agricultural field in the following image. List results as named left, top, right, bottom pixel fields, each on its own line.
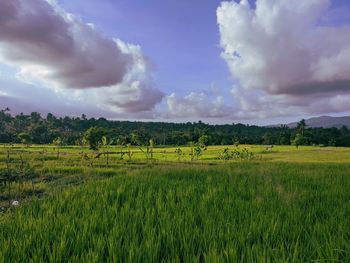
left=1, top=144, right=350, bottom=262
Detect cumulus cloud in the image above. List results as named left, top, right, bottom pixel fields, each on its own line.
left=0, top=75, right=161, bottom=119
left=0, top=0, right=163, bottom=114
left=99, top=40, right=164, bottom=112
left=166, top=92, right=234, bottom=119
left=217, top=0, right=350, bottom=117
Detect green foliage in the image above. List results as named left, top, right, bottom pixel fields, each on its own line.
left=101, top=136, right=108, bottom=147
left=139, top=139, right=155, bottom=160
left=18, top=132, right=31, bottom=146
left=101, top=136, right=113, bottom=166
left=231, top=133, right=240, bottom=146
left=130, top=131, right=149, bottom=146
left=291, top=119, right=309, bottom=148
left=53, top=137, right=63, bottom=159
left=262, top=132, right=273, bottom=145
left=116, top=137, right=125, bottom=146
left=126, top=143, right=133, bottom=161
left=83, top=127, right=106, bottom=151
left=328, top=138, right=336, bottom=146
left=218, top=148, right=255, bottom=161
left=188, top=141, right=207, bottom=161
left=291, top=133, right=307, bottom=148
left=198, top=135, right=210, bottom=147
left=175, top=148, right=183, bottom=161
left=236, top=148, right=255, bottom=160
left=0, top=111, right=349, bottom=147
left=219, top=148, right=232, bottom=161
left=52, top=137, right=63, bottom=146
left=297, top=119, right=306, bottom=136
left=194, top=145, right=206, bottom=160
left=188, top=141, right=195, bottom=161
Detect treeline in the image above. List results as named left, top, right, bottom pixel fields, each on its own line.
left=0, top=108, right=350, bottom=147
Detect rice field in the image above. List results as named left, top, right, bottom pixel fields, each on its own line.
left=1, top=144, right=350, bottom=262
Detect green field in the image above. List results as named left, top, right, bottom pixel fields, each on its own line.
left=1, top=144, right=350, bottom=262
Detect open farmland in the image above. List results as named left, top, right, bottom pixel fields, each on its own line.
left=1, top=144, right=350, bottom=262
left=2, top=0, right=350, bottom=261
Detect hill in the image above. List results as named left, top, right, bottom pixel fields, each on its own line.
left=288, top=116, right=350, bottom=128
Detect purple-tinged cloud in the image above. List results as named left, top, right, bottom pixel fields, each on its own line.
left=218, top=0, right=350, bottom=95
left=217, top=0, right=350, bottom=118
left=0, top=75, right=160, bottom=119
left=0, top=0, right=164, bottom=113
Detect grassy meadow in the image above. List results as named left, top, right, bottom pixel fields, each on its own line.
left=1, top=144, right=350, bottom=262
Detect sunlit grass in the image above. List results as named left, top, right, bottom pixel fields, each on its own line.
left=1, top=144, right=350, bottom=261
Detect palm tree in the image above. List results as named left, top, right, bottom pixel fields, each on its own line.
left=297, top=119, right=306, bottom=137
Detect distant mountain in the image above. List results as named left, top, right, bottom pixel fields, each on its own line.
left=287, top=116, right=350, bottom=128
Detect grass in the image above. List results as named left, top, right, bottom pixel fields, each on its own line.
left=1, top=144, right=350, bottom=262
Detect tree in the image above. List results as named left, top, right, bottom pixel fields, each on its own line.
left=116, top=137, right=126, bottom=160
left=175, top=148, right=183, bottom=161
left=219, top=148, right=232, bottom=161
left=130, top=132, right=141, bottom=146
left=296, top=119, right=306, bottom=136
left=0, top=111, right=350, bottom=148
left=101, top=136, right=112, bottom=165
left=30, top=112, right=42, bottom=123
left=262, top=132, right=273, bottom=145
left=31, top=124, right=50, bottom=144
left=130, top=130, right=148, bottom=146
left=18, top=133, right=31, bottom=146
left=149, top=139, right=155, bottom=160
left=139, top=139, right=155, bottom=161
left=328, top=138, right=336, bottom=147
left=232, top=134, right=240, bottom=147
left=291, top=119, right=308, bottom=148
left=188, top=141, right=195, bottom=161
left=291, top=133, right=307, bottom=149
left=83, top=127, right=106, bottom=150
left=198, top=135, right=210, bottom=147
left=188, top=141, right=206, bottom=161
left=53, top=137, right=63, bottom=159
left=193, top=145, right=206, bottom=160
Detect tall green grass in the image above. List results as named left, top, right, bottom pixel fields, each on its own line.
left=1, top=163, right=350, bottom=262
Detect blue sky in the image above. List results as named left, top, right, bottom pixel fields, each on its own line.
left=1, top=0, right=350, bottom=125
left=58, top=0, right=232, bottom=96
left=57, top=0, right=350, bottom=96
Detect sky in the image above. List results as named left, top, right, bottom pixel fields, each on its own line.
left=1, top=0, right=350, bottom=125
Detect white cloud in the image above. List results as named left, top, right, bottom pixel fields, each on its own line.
left=0, top=0, right=164, bottom=114
left=0, top=74, right=162, bottom=119
left=166, top=92, right=234, bottom=119
left=217, top=0, right=350, bottom=118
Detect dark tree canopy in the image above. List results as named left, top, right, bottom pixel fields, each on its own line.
left=0, top=110, right=349, bottom=147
